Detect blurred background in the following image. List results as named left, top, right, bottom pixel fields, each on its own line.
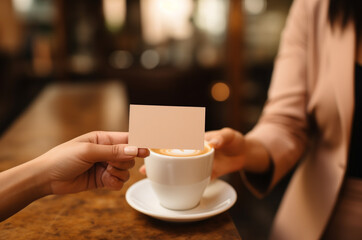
left=0, top=0, right=293, bottom=239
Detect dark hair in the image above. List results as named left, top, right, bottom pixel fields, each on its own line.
left=328, top=0, right=361, bottom=37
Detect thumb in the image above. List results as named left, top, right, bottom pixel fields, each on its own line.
left=81, top=143, right=139, bottom=163
left=206, top=128, right=240, bottom=150
left=207, top=137, right=223, bottom=149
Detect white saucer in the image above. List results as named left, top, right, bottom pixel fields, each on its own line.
left=126, top=179, right=237, bottom=222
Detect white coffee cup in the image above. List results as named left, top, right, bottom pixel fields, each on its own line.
left=145, top=143, right=214, bottom=210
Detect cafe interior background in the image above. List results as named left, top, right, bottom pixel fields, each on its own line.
left=0, top=0, right=293, bottom=239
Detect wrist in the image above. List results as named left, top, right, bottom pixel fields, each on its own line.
left=27, top=157, right=53, bottom=198
left=242, top=137, right=271, bottom=173
left=0, top=158, right=52, bottom=221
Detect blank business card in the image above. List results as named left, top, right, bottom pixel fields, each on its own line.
left=128, top=105, right=205, bottom=150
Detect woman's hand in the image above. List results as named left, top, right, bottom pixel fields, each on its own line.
left=139, top=128, right=248, bottom=179
left=0, top=131, right=149, bottom=222
left=38, top=131, right=149, bottom=195
left=205, top=128, right=247, bottom=179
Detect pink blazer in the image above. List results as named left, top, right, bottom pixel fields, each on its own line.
left=245, top=0, right=356, bottom=239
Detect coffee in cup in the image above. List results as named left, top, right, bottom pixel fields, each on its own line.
left=145, top=143, right=214, bottom=210
left=150, top=144, right=212, bottom=157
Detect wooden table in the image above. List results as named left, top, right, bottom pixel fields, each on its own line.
left=0, top=81, right=241, bottom=240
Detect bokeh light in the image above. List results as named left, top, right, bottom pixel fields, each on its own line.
left=109, top=50, right=133, bottom=69
left=244, top=0, right=267, bottom=15
left=211, top=82, right=230, bottom=102
left=140, top=49, right=160, bottom=69
left=102, top=0, right=126, bottom=33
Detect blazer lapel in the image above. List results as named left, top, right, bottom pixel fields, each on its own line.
left=327, top=20, right=355, bottom=154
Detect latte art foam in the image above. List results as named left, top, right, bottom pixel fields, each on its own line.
left=151, top=144, right=211, bottom=157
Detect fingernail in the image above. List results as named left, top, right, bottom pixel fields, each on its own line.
left=124, top=146, right=138, bottom=156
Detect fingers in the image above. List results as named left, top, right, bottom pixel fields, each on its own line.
left=139, top=165, right=146, bottom=175
left=123, top=146, right=150, bottom=158
left=205, top=128, right=236, bottom=148
left=101, top=171, right=125, bottom=190
left=108, top=159, right=135, bottom=170
left=74, top=131, right=129, bottom=145
left=73, top=131, right=150, bottom=161
left=81, top=143, right=148, bottom=163
left=123, top=146, right=138, bottom=156
left=117, top=145, right=149, bottom=159
left=101, top=164, right=133, bottom=190
left=106, top=165, right=130, bottom=181
left=138, top=148, right=150, bottom=158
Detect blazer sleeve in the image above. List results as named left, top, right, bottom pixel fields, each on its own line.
left=242, top=0, right=310, bottom=197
